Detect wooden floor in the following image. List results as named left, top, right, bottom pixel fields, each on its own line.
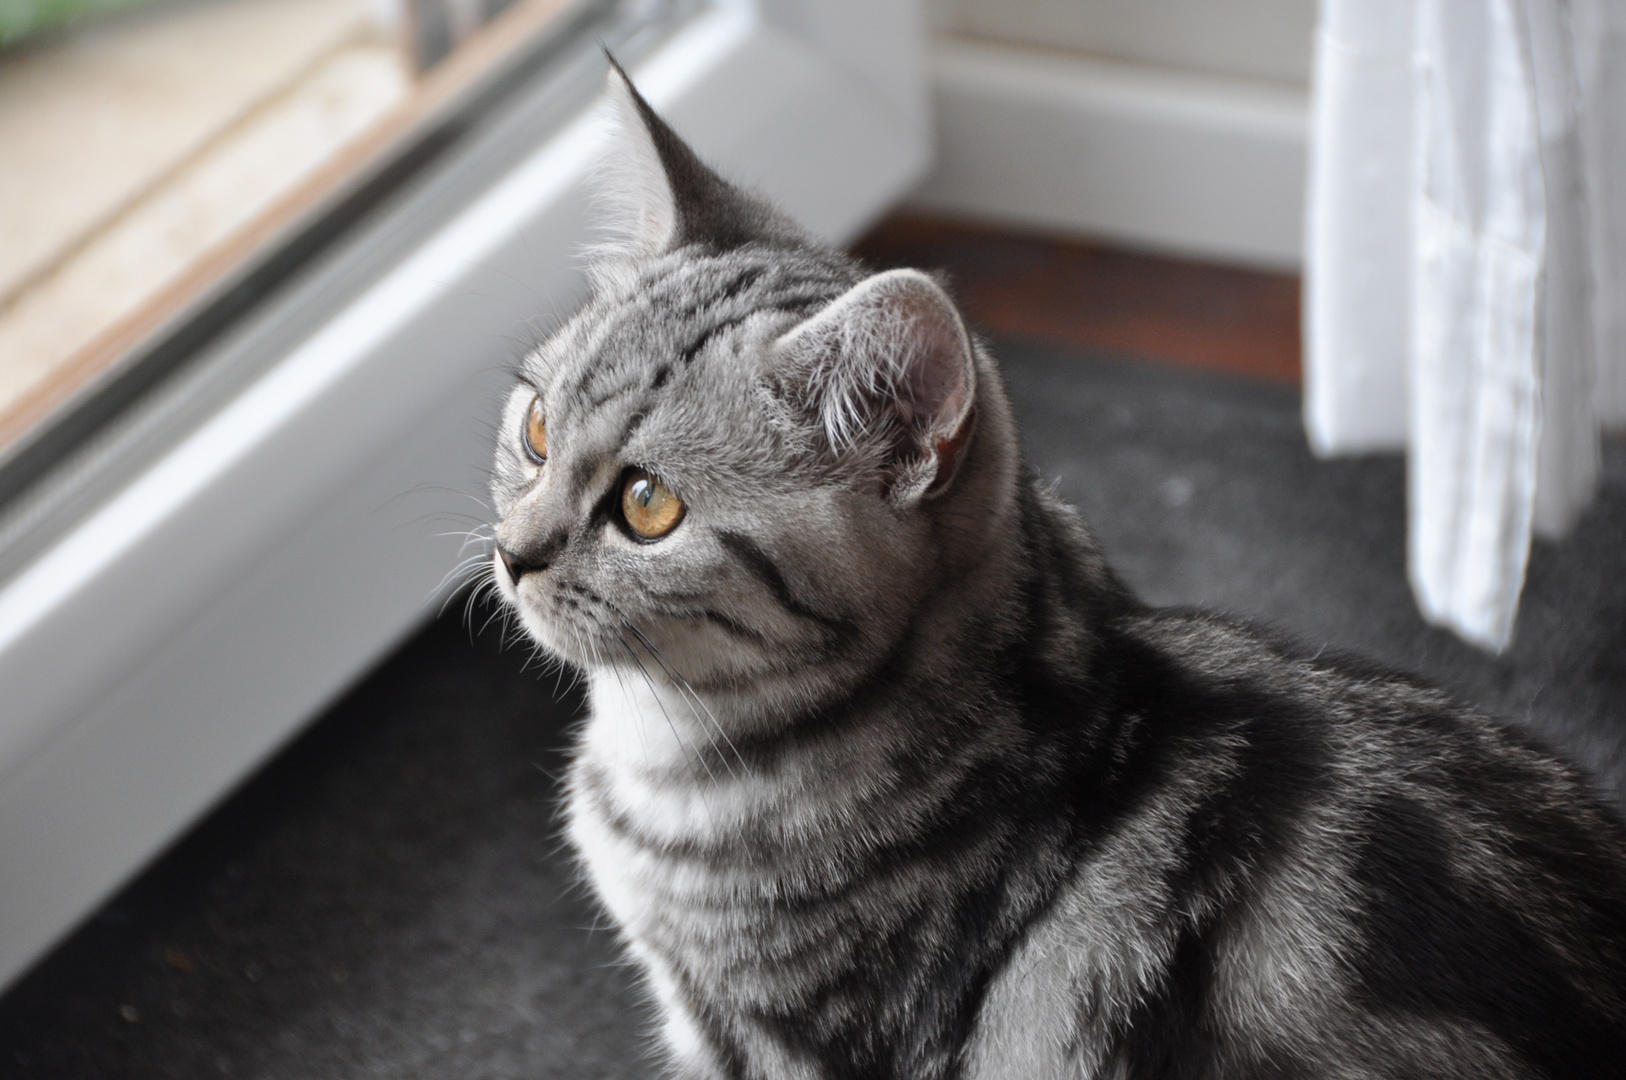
left=851, top=215, right=1302, bottom=383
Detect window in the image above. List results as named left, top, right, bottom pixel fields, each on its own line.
left=0, top=0, right=607, bottom=483
left=0, top=0, right=694, bottom=585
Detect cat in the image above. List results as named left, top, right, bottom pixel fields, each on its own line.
left=485, top=64, right=1626, bottom=1079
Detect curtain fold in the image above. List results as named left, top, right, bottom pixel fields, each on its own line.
left=1305, top=0, right=1622, bottom=651
left=1303, top=0, right=1415, bottom=455
left=1577, top=0, right=1626, bottom=429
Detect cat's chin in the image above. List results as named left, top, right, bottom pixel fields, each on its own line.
left=508, top=597, right=605, bottom=670
left=491, top=565, right=598, bottom=668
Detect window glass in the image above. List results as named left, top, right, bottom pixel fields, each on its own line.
left=0, top=0, right=586, bottom=458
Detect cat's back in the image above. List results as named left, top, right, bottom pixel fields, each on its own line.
left=982, top=601, right=1626, bottom=1079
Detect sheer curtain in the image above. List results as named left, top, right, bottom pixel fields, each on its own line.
left=1305, top=0, right=1626, bottom=651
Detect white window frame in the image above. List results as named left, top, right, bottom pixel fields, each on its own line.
left=0, top=0, right=929, bottom=992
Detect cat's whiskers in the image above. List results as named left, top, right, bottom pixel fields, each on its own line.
left=429, top=522, right=501, bottom=620
left=613, top=631, right=721, bottom=796
left=472, top=573, right=512, bottom=639
left=436, top=525, right=497, bottom=550
left=461, top=574, right=486, bottom=629
left=602, top=636, right=669, bottom=781
left=435, top=553, right=496, bottom=616
left=592, top=594, right=740, bottom=768
left=616, top=617, right=743, bottom=778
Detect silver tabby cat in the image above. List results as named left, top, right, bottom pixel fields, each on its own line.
left=488, top=66, right=1626, bottom=1079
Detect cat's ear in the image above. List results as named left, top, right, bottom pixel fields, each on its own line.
left=595, top=58, right=790, bottom=257
left=776, top=269, right=978, bottom=501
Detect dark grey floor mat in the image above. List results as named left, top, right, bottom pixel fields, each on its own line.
left=0, top=340, right=1621, bottom=1079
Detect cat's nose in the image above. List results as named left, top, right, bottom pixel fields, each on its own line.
left=497, top=543, right=542, bottom=585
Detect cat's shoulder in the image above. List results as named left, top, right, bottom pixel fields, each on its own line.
left=1103, top=603, right=1450, bottom=721
left=1102, top=604, right=1621, bottom=829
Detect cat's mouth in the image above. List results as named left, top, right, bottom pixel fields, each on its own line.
left=493, top=553, right=620, bottom=667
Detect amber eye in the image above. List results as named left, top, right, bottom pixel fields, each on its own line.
left=522, top=395, right=547, bottom=463
left=622, top=469, right=684, bottom=540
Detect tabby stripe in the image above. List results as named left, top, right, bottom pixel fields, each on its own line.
left=583, top=370, right=650, bottom=411
left=581, top=752, right=1023, bottom=899
left=718, top=266, right=764, bottom=299
left=618, top=411, right=649, bottom=447
left=679, top=315, right=753, bottom=366
left=716, top=530, right=851, bottom=637
left=637, top=600, right=764, bottom=643
left=767, top=290, right=845, bottom=314
left=698, top=609, right=766, bottom=642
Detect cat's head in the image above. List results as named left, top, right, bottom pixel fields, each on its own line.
left=489, top=65, right=1019, bottom=705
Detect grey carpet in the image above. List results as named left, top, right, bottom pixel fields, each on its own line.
left=0, top=339, right=1622, bottom=1079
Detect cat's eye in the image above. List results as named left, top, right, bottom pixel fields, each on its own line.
left=522, top=395, right=547, bottom=463
left=622, top=469, right=684, bottom=540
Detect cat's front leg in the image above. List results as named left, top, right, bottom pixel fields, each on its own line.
left=626, top=943, right=732, bottom=1079
left=634, top=944, right=833, bottom=1080
left=653, top=1009, right=728, bottom=1080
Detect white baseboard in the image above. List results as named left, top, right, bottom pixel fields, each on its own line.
left=909, top=37, right=1309, bottom=271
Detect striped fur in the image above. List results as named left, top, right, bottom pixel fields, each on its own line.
left=486, top=70, right=1626, bottom=1079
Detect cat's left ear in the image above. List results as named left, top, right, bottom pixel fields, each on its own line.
left=776, top=269, right=978, bottom=502
left=595, top=58, right=790, bottom=257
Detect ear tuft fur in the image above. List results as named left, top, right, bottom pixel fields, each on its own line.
left=775, top=269, right=978, bottom=500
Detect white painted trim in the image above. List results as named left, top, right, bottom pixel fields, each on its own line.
left=0, top=0, right=929, bottom=992
left=910, top=36, right=1308, bottom=271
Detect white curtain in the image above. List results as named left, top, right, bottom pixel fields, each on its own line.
left=1305, top=0, right=1626, bottom=651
